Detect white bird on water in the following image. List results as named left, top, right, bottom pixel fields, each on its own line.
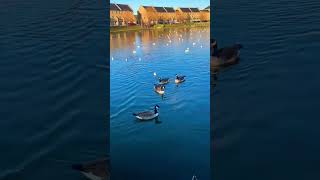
left=185, top=48, right=190, bottom=53
left=153, top=72, right=157, bottom=76
left=193, top=42, right=196, bottom=46
left=132, top=50, right=136, bottom=54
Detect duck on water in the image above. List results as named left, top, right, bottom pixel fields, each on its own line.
left=158, top=77, right=170, bottom=84
left=153, top=72, right=170, bottom=85
left=133, top=105, right=160, bottom=120
left=154, top=84, right=165, bottom=94
left=175, top=74, right=186, bottom=84
left=211, top=38, right=243, bottom=68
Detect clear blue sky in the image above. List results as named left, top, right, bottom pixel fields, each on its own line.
left=110, top=0, right=210, bottom=14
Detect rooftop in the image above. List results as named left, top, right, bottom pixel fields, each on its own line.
left=164, top=7, right=175, bottom=13
left=154, top=7, right=167, bottom=13
left=190, top=8, right=200, bottom=12
left=110, top=3, right=133, bottom=12
left=179, top=7, right=201, bottom=13
left=110, top=3, right=120, bottom=11
left=180, top=8, right=192, bottom=12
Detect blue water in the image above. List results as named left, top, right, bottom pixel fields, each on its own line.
left=212, top=0, right=320, bottom=179
left=0, top=0, right=108, bottom=179
left=110, top=27, right=210, bottom=180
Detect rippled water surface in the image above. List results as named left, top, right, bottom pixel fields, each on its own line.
left=110, top=27, right=210, bottom=180
left=212, top=0, right=320, bottom=179
left=0, top=0, right=108, bottom=179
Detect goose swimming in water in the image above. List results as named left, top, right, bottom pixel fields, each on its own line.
left=133, top=105, right=160, bottom=120
left=175, top=74, right=186, bottom=83
left=211, top=38, right=243, bottom=67
left=154, top=84, right=165, bottom=94
left=72, top=157, right=110, bottom=180
left=158, top=77, right=170, bottom=84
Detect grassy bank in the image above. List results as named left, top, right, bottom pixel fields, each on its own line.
left=110, top=22, right=210, bottom=33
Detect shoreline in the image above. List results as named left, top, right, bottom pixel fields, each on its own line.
left=110, top=22, right=210, bottom=33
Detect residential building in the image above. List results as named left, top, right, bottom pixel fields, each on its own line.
left=176, top=7, right=201, bottom=23
left=110, top=3, right=136, bottom=26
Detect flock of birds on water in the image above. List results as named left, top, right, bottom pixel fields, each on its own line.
left=111, top=29, right=209, bottom=62
left=69, top=30, right=249, bottom=180
left=71, top=29, right=207, bottom=180
left=111, top=29, right=209, bottom=123
left=132, top=72, right=186, bottom=121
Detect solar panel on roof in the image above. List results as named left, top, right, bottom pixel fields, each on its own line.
left=154, top=7, right=166, bottom=12
left=117, top=4, right=132, bottom=11
left=110, top=3, right=120, bottom=11
left=164, top=7, right=175, bottom=12
left=180, top=8, right=191, bottom=12
left=190, top=8, right=200, bottom=12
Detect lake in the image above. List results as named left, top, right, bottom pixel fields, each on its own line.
left=0, top=0, right=108, bottom=179
left=212, top=0, right=320, bottom=179
left=110, top=27, right=211, bottom=180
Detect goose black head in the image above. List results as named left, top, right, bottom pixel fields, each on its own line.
left=211, top=39, right=218, bottom=56
left=154, top=105, right=160, bottom=113
left=210, top=38, right=217, bottom=48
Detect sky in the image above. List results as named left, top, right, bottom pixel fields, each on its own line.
left=110, top=0, right=210, bottom=14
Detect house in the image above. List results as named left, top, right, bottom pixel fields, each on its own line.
left=138, top=6, right=158, bottom=26
left=200, top=7, right=210, bottom=22
left=163, top=7, right=177, bottom=24
left=138, top=6, right=176, bottom=25
left=110, top=3, right=136, bottom=26
left=176, top=7, right=201, bottom=23
left=153, top=7, right=176, bottom=24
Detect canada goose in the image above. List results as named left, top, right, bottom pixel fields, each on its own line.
left=175, top=74, right=186, bottom=83
left=133, top=105, right=160, bottom=120
left=154, top=84, right=165, bottom=94
left=211, top=38, right=243, bottom=67
left=72, top=157, right=110, bottom=180
left=158, top=77, right=170, bottom=84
